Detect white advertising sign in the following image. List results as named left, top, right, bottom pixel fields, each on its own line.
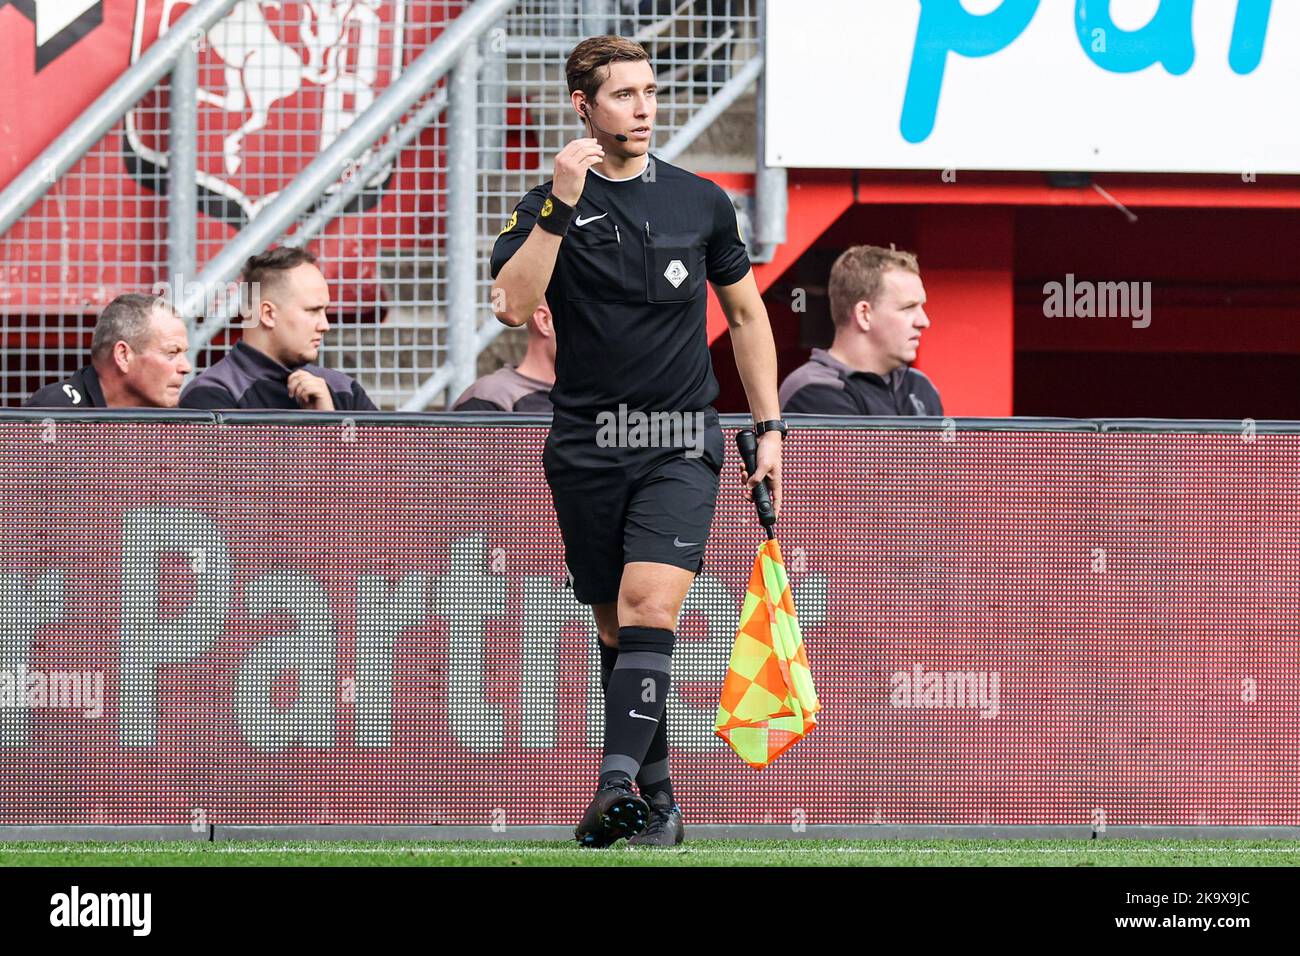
left=765, top=0, right=1300, bottom=173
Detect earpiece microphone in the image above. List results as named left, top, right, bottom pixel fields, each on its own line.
left=583, top=105, right=628, bottom=143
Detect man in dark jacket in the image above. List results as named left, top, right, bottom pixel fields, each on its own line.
left=779, top=245, right=943, bottom=416
left=181, top=247, right=376, bottom=411
left=25, top=293, right=192, bottom=408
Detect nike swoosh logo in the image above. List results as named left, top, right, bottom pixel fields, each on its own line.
left=628, top=709, right=658, bottom=723
left=575, top=213, right=607, bottom=226
left=673, top=537, right=698, bottom=548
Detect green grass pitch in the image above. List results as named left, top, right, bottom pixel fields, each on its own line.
left=1, top=840, right=1297, bottom=867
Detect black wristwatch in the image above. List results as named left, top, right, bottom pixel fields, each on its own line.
left=753, top=419, right=788, bottom=439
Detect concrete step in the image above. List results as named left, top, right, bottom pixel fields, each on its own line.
left=672, top=89, right=756, bottom=174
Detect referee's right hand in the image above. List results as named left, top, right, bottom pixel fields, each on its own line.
left=551, top=138, right=605, bottom=205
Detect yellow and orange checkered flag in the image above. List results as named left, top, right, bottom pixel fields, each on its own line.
left=715, top=538, right=820, bottom=768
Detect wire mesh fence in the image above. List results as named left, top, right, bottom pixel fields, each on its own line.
left=1, top=0, right=759, bottom=409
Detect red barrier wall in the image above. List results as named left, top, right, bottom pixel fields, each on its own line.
left=0, top=417, right=1296, bottom=827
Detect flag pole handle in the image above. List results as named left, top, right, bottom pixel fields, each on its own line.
left=735, top=429, right=777, bottom=539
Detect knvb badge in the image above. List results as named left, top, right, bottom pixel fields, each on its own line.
left=663, top=259, right=688, bottom=289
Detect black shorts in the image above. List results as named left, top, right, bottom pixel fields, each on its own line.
left=543, top=406, right=725, bottom=606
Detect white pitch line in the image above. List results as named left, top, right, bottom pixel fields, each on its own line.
left=2, top=845, right=1298, bottom=855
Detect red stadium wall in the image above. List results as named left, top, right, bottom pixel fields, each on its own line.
left=710, top=170, right=1300, bottom=420
left=0, top=0, right=463, bottom=316
left=1, top=414, right=1296, bottom=827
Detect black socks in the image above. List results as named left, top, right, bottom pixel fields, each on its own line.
left=600, top=635, right=674, bottom=804
left=636, top=713, right=674, bottom=806
left=598, top=626, right=674, bottom=791
left=598, top=639, right=619, bottom=693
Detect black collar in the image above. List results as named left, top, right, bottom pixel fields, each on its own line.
left=232, top=339, right=299, bottom=380
left=80, top=365, right=108, bottom=406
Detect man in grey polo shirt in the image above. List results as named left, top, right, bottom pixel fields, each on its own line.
left=451, top=299, right=555, bottom=412
left=780, top=245, right=943, bottom=416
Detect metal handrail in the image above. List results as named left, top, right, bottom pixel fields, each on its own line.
left=182, top=0, right=520, bottom=347
left=0, top=0, right=243, bottom=236
left=657, top=55, right=763, bottom=161
left=3, top=0, right=775, bottom=414
left=286, top=89, right=450, bottom=251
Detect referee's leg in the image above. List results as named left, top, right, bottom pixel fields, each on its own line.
left=590, top=563, right=691, bottom=800
left=573, top=411, right=721, bottom=845
left=582, top=563, right=692, bottom=846
left=617, top=562, right=692, bottom=801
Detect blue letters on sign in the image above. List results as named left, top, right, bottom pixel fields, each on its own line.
left=1229, top=0, right=1272, bottom=74
left=901, top=0, right=1040, bottom=144
left=1074, top=0, right=1196, bottom=74
left=901, top=0, right=1274, bottom=144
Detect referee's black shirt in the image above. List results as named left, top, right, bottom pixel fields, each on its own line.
left=490, top=155, right=750, bottom=422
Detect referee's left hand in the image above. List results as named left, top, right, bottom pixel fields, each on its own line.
left=740, top=432, right=783, bottom=520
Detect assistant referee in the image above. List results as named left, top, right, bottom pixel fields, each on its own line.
left=491, top=35, right=786, bottom=847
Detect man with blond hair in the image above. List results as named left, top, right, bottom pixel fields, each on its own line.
left=780, top=245, right=943, bottom=416
left=491, top=35, right=786, bottom=848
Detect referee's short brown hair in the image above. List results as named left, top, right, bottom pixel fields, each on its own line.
left=566, top=35, right=651, bottom=103
left=828, top=245, right=921, bottom=328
